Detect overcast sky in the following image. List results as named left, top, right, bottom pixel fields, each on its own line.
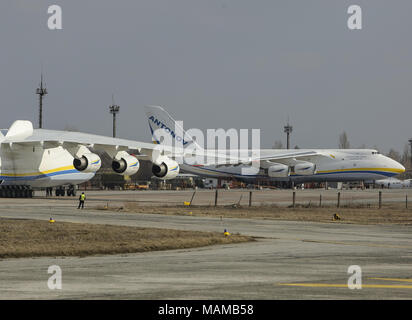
left=1, top=1, right=411, bottom=153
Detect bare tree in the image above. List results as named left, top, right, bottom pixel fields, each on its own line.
left=64, top=124, right=78, bottom=132
left=401, top=143, right=410, bottom=168
left=272, top=140, right=283, bottom=149
left=387, top=149, right=401, bottom=162
left=338, top=131, right=350, bottom=149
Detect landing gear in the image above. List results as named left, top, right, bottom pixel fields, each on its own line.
left=0, top=185, right=34, bottom=198
left=67, top=185, right=76, bottom=197
left=55, top=186, right=65, bottom=196
left=55, top=185, right=77, bottom=197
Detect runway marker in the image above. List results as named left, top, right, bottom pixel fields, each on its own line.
left=278, top=283, right=412, bottom=289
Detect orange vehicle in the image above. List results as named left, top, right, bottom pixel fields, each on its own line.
left=124, top=183, right=149, bottom=190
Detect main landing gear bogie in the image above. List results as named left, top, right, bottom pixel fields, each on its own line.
left=0, top=185, right=34, bottom=198
left=0, top=185, right=78, bottom=198
left=55, top=186, right=77, bottom=197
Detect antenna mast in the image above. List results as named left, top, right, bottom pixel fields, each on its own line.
left=109, top=95, right=120, bottom=137
left=283, top=117, right=293, bottom=149
left=36, top=73, right=48, bottom=129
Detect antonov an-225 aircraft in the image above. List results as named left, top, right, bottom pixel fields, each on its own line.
left=145, top=105, right=406, bottom=183
left=0, top=106, right=405, bottom=198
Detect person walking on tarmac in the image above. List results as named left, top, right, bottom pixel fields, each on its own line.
left=78, top=192, right=86, bottom=209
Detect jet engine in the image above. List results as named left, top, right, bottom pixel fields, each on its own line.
left=112, top=154, right=140, bottom=176
left=152, top=156, right=180, bottom=180
left=73, top=153, right=101, bottom=173
left=294, top=162, right=316, bottom=175
left=267, top=164, right=290, bottom=178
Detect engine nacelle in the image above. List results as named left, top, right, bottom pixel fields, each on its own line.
left=294, top=162, right=316, bottom=176
left=152, top=156, right=180, bottom=180
left=112, top=154, right=140, bottom=176
left=268, top=164, right=290, bottom=178
left=73, top=153, right=101, bottom=173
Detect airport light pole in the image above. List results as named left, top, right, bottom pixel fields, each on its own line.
left=35, top=74, right=48, bottom=129
left=109, top=98, right=120, bottom=138
left=409, top=138, right=412, bottom=167
left=284, top=120, right=293, bottom=149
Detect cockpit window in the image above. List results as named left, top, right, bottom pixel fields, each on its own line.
left=371, top=151, right=380, bottom=155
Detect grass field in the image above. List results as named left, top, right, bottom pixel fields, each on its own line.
left=0, top=218, right=252, bottom=259
left=117, top=203, right=412, bottom=225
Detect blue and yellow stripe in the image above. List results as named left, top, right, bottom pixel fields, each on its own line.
left=187, top=165, right=402, bottom=178
left=130, top=162, right=139, bottom=167
left=0, top=165, right=80, bottom=181
left=310, top=167, right=404, bottom=177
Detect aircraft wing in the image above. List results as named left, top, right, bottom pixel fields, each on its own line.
left=1, top=127, right=187, bottom=159
left=213, top=150, right=331, bottom=168
left=1, top=126, right=231, bottom=162
left=0, top=120, right=331, bottom=166
left=252, top=150, right=329, bottom=168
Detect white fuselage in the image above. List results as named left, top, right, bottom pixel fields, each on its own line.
left=0, top=144, right=94, bottom=188
left=180, top=149, right=405, bottom=182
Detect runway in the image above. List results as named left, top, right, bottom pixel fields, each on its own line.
left=0, top=192, right=411, bottom=299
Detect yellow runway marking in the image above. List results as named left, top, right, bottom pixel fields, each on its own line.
left=298, top=239, right=412, bottom=250
left=368, top=278, right=412, bottom=283
left=279, top=283, right=412, bottom=289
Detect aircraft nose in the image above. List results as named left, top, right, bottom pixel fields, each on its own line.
left=382, top=155, right=405, bottom=174
left=392, top=159, right=405, bottom=173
